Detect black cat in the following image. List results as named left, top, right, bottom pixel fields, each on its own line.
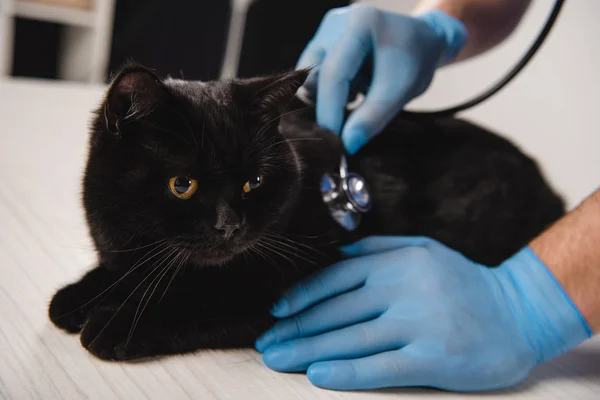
left=48, top=63, right=564, bottom=361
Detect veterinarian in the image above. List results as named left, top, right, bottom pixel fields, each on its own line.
left=254, top=0, right=599, bottom=391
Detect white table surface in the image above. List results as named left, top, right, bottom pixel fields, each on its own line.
left=1, top=77, right=599, bottom=400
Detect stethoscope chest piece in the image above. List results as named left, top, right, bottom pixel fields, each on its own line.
left=321, top=155, right=372, bottom=231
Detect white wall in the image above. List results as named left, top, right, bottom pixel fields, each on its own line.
left=358, top=0, right=600, bottom=209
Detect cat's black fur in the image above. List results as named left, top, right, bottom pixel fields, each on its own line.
left=49, top=63, right=565, bottom=361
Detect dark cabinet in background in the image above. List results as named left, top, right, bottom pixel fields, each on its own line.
left=12, top=0, right=351, bottom=82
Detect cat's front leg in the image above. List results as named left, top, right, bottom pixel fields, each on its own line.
left=77, top=264, right=284, bottom=360
left=79, top=303, right=275, bottom=361
left=49, top=265, right=118, bottom=333
left=76, top=254, right=327, bottom=361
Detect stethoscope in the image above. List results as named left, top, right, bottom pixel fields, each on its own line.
left=222, top=0, right=565, bottom=231
left=320, top=154, right=372, bottom=232
left=313, top=0, right=564, bottom=231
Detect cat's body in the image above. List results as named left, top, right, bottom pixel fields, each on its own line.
left=49, top=64, right=564, bottom=361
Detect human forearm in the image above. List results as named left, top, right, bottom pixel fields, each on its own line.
left=413, top=0, right=531, bottom=61
left=530, top=188, right=600, bottom=332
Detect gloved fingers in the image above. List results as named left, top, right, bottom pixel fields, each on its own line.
left=261, top=318, right=408, bottom=372
left=306, top=344, right=434, bottom=390
left=296, top=38, right=326, bottom=70
left=296, top=9, right=346, bottom=103
left=295, top=6, right=342, bottom=70
left=256, top=286, right=387, bottom=352
left=316, top=28, right=373, bottom=135
left=296, top=42, right=325, bottom=96
left=269, top=253, right=373, bottom=318
left=341, top=236, right=438, bottom=257
left=341, top=49, right=419, bottom=154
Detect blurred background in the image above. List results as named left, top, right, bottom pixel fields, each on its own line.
left=1, top=0, right=352, bottom=82
left=0, top=0, right=598, bottom=207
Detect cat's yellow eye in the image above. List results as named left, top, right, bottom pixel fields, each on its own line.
left=169, top=177, right=198, bottom=199
left=243, top=175, right=263, bottom=194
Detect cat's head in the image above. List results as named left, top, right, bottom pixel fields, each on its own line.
left=84, top=63, right=308, bottom=265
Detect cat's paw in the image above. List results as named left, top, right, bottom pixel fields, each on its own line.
left=49, top=284, right=89, bottom=333
left=80, top=307, right=150, bottom=361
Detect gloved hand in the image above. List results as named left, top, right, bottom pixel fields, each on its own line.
left=296, top=5, right=468, bottom=154
left=255, top=236, right=592, bottom=391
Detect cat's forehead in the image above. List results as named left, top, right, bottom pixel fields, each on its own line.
left=164, top=78, right=232, bottom=108
left=156, top=78, right=256, bottom=165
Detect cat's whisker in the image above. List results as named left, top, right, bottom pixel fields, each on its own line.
left=256, top=240, right=296, bottom=265
left=263, top=231, right=323, bottom=254
left=146, top=247, right=187, bottom=305
left=262, top=234, right=313, bottom=257
left=265, top=231, right=340, bottom=260
left=251, top=242, right=281, bottom=269
left=126, top=247, right=177, bottom=329
left=51, top=241, right=173, bottom=319
left=85, top=243, right=181, bottom=348
left=128, top=245, right=178, bottom=317
left=127, top=246, right=181, bottom=342
left=104, top=238, right=168, bottom=253
left=276, top=228, right=341, bottom=246
left=260, top=236, right=320, bottom=267
left=249, top=244, right=288, bottom=286
left=121, top=232, right=137, bottom=249
left=280, top=231, right=333, bottom=240
left=158, top=249, right=192, bottom=303
left=263, top=231, right=333, bottom=260
left=256, top=239, right=306, bottom=275
left=125, top=240, right=174, bottom=275
left=254, top=105, right=313, bottom=139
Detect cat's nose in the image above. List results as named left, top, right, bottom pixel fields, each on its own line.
left=214, top=199, right=241, bottom=240
left=214, top=223, right=241, bottom=240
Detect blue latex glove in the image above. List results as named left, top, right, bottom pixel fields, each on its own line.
left=296, top=5, right=468, bottom=154
left=255, top=236, right=592, bottom=391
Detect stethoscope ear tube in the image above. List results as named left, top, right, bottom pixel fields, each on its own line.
left=348, top=0, right=565, bottom=118
left=316, top=0, right=564, bottom=232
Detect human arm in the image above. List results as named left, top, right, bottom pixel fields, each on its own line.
left=254, top=189, right=599, bottom=391
left=299, top=0, right=531, bottom=153
left=413, top=0, right=531, bottom=61
left=530, top=188, right=600, bottom=331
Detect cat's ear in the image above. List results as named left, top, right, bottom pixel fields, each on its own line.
left=235, top=69, right=310, bottom=118
left=103, top=64, right=165, bottom=134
